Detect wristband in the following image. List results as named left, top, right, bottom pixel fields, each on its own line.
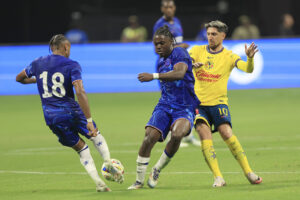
left=87, top=118, right=93, bottom=123
left=153, top=73, right=159, bottom=79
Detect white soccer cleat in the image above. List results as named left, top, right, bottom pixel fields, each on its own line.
left=96, top=184, right=111, bottom=192
left=246, top=172, right=263, bottom=184
left=147, top=168, right=161, bottom=188
left=128, top=181, right=144, bottom=190
left=212, top=176, right=226, bottom=187
left=179, top=142, right=189, bottom=147
left=181, top=134, right=201, bottom=147
left=190, top=138, right=201, bottom=146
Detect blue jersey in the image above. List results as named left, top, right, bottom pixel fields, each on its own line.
left=153, top=17, right=183, bottom=43
left=157, top=47, right=200, bottom=109
left=25, top=55, right=82, bottom=109
left=25, top=54, right=95, bottom=146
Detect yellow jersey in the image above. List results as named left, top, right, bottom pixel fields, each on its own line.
left=189, top=45, right=253, bottom=106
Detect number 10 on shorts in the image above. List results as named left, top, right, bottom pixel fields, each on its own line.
left=218, top=108, right=228, bottom=116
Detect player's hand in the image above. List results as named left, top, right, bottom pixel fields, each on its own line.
left=138, top=73, right=153, bottom=82
left=87, top=122, right=98, bottom=137
left=245, top=42, right=259, bottom=58
left=192, top=62, right=204, bottom=68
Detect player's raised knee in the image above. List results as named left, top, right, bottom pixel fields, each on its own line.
left=144, top=128, right=160, bottom=145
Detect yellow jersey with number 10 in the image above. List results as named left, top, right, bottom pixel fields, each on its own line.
left=189, top=45, right=242, bottom=106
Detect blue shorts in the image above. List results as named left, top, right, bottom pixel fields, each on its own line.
left=146, top=104, right=195, bottom=142
left=194, top=104, right=232, bottom=133
left=43, top=105, right=94, bottom=147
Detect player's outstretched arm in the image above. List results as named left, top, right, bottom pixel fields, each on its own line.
left=236, top=42, right=258, bottom=73
left=138, top=62, right=188, bottom=82
left=16, top=70, right=36, bottom=84
left=73, top=80, right=97, bottom=136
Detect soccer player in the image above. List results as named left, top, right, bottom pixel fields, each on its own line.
left=189, top=20, right=263, bottom=187
left=128, top=25, right=200, bottom=190
left=16, top=34, right=122, bottom=192
left=153, top=0, right=201, bottom=147
left=153, top=0, right=189, bottom=49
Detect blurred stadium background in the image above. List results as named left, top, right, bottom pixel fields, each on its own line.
left=0, top=1, right=299, bottom=200
left=1, top=0, right=300, bottom=43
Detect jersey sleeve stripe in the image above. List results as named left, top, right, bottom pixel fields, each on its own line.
left=235, top=58, right=242, bottom=67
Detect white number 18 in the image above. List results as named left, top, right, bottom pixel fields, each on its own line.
left=39, top=71, right=66, bottom=98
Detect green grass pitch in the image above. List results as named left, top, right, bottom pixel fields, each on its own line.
left=0, top=88, right=299, bottom=200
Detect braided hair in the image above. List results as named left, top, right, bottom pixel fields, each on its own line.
left=153, top=25, right=176, bottom=45
left=49, top=34, right=69, bottom=52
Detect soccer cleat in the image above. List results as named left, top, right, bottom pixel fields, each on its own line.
left=147, top=168, right=161, bottom=188
left=212, top=176, right=226, bottom=187
left=179, top=142, right=189, bottom=147
left=128, top=181, right=144, bottom=190
left=246, top=172, right=263, bottom=184
left=96, top=185, right=111, bottom=192
left=181, top=134, right=201, bottom=147
left=190, top=137, right=201, bottom=147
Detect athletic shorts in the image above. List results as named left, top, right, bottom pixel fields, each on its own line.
left=146, top=103, right=195, bottom=142
left=194, top=104, right=232, bottom=133
left=43, top=105, right=95, bottom=147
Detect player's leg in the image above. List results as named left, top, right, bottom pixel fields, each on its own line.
left=89, top=131, right=110, bottom=162
left=153, top=118, right=191, bottom=171
left=76, top=111, right=122, bottom=183
left=218, top=123, right=262, bottom=184
left=88, top=130, right=125, bottom=183
left=195, top=120, right=226, bottom=187
left=128, top=106, right=170, bottom=190
left=72, top=138, right=111, bottom=192
left=166, top=118, right=191, bottom=157
left=148, top=118, right=191, bottom=188
left=194, top=106, right=225, bottom=187
left=76, top=112, right=111, bottom=163
left=128, top=127, right=161, bottom=189
left=49, top=122, right=110, bottom=192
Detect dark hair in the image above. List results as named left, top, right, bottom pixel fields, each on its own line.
left=205, top=20, right=228, bottom=34
left=49, top=34, right=69, bottom=52
left=154, top=25, right=176, bottom=44
left=161, top=0, right=174, bottom=6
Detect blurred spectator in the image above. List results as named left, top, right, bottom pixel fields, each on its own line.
left=195, top=23, right=207, bottom=41
left=65, top=12, right=89, bottom=44
left=231, top=15, right=260, bottom=40
left=121, top=15, right=148, bottom=43
left=279, top=13, right=295, bottom=36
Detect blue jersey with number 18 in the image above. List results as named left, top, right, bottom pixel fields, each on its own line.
left=25, top=54, right=82, bottom=108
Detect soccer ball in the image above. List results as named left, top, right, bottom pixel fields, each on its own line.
left=101, top=159, right=124, bottom=182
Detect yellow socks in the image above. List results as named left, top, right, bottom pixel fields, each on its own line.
left=201, top=139, right=223, bottom=178
left=225, top=135, right=252, bottom=175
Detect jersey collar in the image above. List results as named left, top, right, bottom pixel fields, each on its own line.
left=206, top=45, right=224, bottom=54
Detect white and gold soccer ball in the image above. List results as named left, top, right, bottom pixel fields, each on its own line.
left=101, top=159, right=124, bottom=182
